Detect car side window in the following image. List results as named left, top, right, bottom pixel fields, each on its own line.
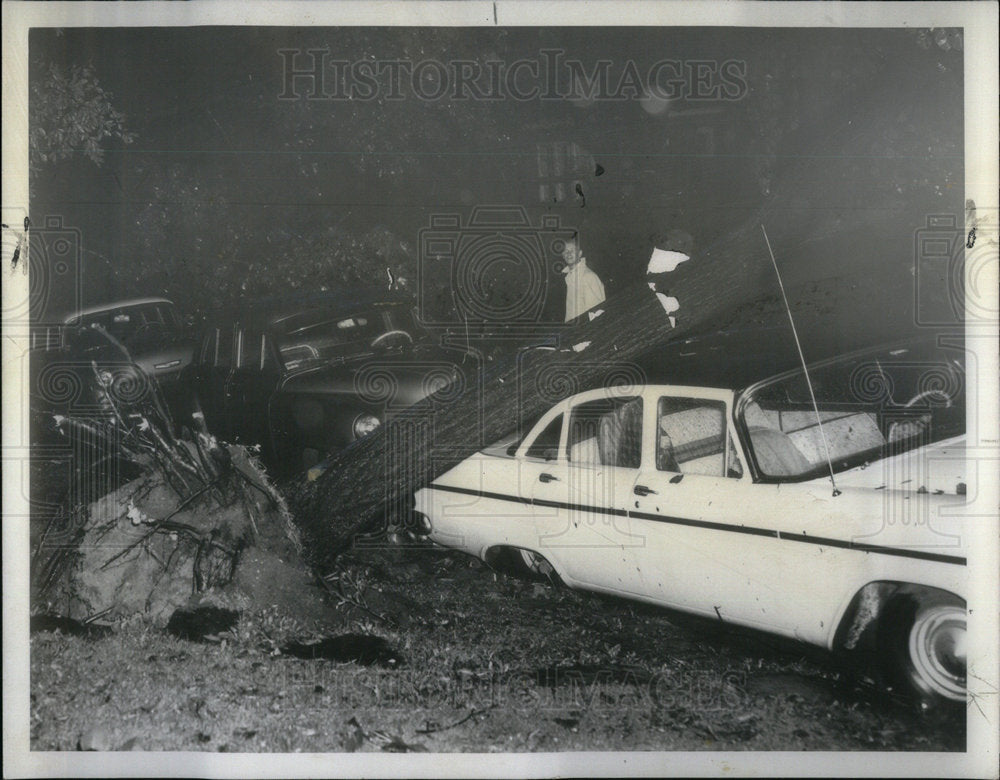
left=237, top=328, right=262, bottom=370
left=199, top=330, right=217, bottom=365
left=140, top=305, right=164, bottom=326
left=657, top=397, right=734, bottom=478
left=260, top=334, right=278, bottom=371
left=215, top=327, right=233, bottom=369
left=567, top=397, right=642, bottom=468
left=525, top=414, right=563, bottom=461
left=105, top=309, right=135, bottom=342
left=160, top=305, right=182, bottom=329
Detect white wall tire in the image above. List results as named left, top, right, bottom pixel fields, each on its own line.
left=907, top=602, right=967, bottom=702
left=879, top=592, right=966, bottom=706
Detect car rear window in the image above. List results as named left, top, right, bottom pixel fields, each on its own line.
left=274, top=306, right=415, bottom=369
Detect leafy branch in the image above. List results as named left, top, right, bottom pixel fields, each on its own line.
left=29, top=63, right=136, bottom=172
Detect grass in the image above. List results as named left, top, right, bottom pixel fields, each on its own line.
left=29, top=541, right=965, bottom=753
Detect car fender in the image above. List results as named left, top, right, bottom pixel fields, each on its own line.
left=828, top=568, right=968, bottom=652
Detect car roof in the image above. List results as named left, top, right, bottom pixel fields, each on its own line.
left=219, top=288, right=413, bottom=329
left=64, top=298, right=175, bottom=324
left=632, top=326, right=954, bottom=392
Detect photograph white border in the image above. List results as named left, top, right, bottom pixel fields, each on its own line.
left=3, top=2, right=997, bottom=777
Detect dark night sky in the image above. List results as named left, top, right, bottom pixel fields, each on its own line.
left=29, top=25, right=964, bottom=335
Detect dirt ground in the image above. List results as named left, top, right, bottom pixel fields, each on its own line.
left=30, top=537, right=965, bottom=754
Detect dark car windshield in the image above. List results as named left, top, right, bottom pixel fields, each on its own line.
left=272, top=303, right=422, bottom=370
left=68, top=302, right=183, bottom=353
left=738, top=342, right=965, bottom=481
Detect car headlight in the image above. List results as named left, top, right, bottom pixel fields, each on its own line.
left=353, top=413, right=381, bottom=439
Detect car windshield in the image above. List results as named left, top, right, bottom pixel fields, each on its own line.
left=69, top=303, right=183, bottom=352
left=738, top=342, right=965, bottom=481
left=272, top=303, right=421, bottom=370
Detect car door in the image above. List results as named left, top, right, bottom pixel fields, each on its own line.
left=531, top=392, right=646, bottom=592
left=224, top=325, right=283, bottom=453
left=427, top=404, right=566, bottom=559
left=627, top=388, right=774, bottom=620
left=192, top=324, right=235, bottom=439
left=517, top=409, right=570, bottom=561
left=629, top=387, right=926, bottom=645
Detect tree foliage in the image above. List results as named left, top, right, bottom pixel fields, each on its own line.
left=108, top=157, right=418, bottom=321
left=29, top=63, right=136, bottom=171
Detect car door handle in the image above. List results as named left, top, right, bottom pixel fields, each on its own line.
left=633, top=484, right=657, bottom=496
left=539, top=472, right=559, bottom=483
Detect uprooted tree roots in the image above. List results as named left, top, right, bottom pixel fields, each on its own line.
left=31, top=356, right=303, bottom=624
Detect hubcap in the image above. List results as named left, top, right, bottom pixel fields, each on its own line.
left=909, top=604, right=967, bottom=701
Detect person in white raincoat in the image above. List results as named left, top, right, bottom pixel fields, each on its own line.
left=560, top=233, right=606, bottom=322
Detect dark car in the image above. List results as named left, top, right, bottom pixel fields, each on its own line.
left=60, top=297, right=194, bottom=385
left=187, top=289, right=464, bottom=475
left=31, top=297, right=195, bottom=438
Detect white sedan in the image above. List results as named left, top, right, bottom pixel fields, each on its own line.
left=414, top=338, right=968, bottom=705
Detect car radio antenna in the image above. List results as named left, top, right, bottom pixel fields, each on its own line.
left=760, top=224, right=841, bottom=496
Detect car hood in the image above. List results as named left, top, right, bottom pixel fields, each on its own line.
left=280, top=345, right=464, bottom=408
left=131, top=341, right=195, bottom=378
left=64, top=337, right=194, bottom=378
left=805, top=436, right=966, bottom=495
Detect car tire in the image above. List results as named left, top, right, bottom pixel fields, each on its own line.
left=877, top=591, right=966, bottom=707
left=497, top=547, right=558, bottom=583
